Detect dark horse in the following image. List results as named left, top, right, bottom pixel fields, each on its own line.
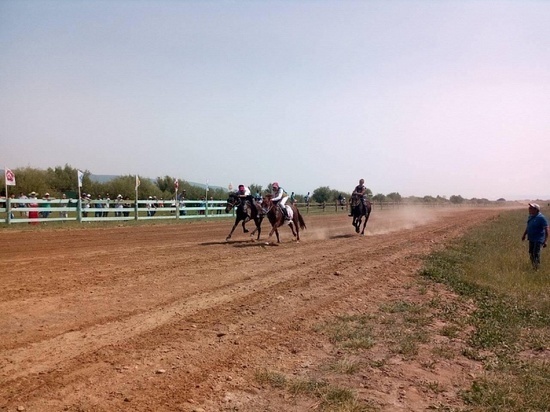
left=262, top=194, right=306, bottom=243
left=225, top=193, right=264, bottom=241
left=350, top=194, right=372, bottom=236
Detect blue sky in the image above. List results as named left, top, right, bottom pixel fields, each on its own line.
left=1, top=0, right=549, bottom=200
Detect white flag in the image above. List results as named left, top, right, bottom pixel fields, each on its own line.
left=135, top=175, right=140, bottom=190
left=5, top=168, right=16, bottom=186
left=77, top=170, right=84, bottom=188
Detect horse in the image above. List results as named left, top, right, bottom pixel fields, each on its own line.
left=349, top=194, right=372, bottom=236
left=224, top=193, right=264, bottom=241
left=262, top=194, right=306, bottom=243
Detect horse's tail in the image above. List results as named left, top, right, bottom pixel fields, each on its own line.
left=297, top=209, right=306, bottom=230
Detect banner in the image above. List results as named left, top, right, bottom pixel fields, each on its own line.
left=5, top=168, right=16, bottom=186
left=135, top=175, right=140, bottom=190
left=174, top=179, right=179, bottom=190
left=77, top=170, right=84, bottom=188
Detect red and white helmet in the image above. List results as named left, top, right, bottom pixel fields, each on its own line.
left=272, top=182, right=279, bottom=188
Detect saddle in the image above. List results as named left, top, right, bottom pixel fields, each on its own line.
left=284, top=205, right=294, bottom=221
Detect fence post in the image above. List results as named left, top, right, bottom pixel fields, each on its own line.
left=77, top=198, right=82, bottom=223
left=6, top=198, right=11, bottom=224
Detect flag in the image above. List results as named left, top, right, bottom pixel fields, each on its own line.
left=77, top=170, right=84, bottom=188
left=174, top=179, right=179, bottom=190
left=205, top=179, right=209, bottom=192
left=135, top=175, right=141, bottom=190
left=5, top=168, right=16, bottom=186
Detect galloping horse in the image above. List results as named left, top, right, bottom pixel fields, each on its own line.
left=262, top=194, right=306, bottom=243
left=349, top=194, right=372, bottom=236
left=225, top=193, right=264, bottom=241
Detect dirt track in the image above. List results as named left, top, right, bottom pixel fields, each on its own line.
left=0, top=207, right=509, bottom=411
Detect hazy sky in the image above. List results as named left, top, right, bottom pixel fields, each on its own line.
left=1, top=0, right=549, bottom=200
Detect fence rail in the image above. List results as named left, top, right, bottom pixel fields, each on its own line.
left=0, top=198, right=229, bottom=224
left=0, top=197, right=507, bottom=225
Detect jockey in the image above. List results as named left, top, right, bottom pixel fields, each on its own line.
left=236, top=184, right=257, bottom=215
left=271, top=182, right=290, bottom=220
left=236, top=184, right=250, bottom=198
left=349, top=178, right=367, bottom=216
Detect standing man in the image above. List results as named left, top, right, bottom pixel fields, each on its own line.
left=522, top=203, right=548, bottom=270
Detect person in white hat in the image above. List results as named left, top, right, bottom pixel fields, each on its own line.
left=522, top=203, right=549, bottom=270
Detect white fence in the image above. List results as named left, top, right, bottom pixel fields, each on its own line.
left=0, top=198, right=228, bottom=224
left=0, top=197, right=505, bottom=225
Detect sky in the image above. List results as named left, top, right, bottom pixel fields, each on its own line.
left=1, top=0, right=549, bottom=200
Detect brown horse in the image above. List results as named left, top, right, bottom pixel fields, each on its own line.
left=262, top=194, right=306, bottom=243
left=349, top=194, right=372, bottom=236
left=225, top=193, right=264, bottom=241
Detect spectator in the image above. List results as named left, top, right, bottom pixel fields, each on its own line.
left=522, top=203, right=548, bottom=271
left=18, top=192, right=28, bottom=217
left=28, top=191, right=39, bottom=224
left=60, top=193, right=69, bottom=219
left=179, top=192, right=187, bottom=216
left=123, top=196, right=131, bottom=217
left=41, top=193, right=51, bottom=218
left=103, top=193, right=110, bottom=217
left=147, top=196, right=156, bottom=217
left=83, top=194, right=91, bottom=217
left=9, top=194, right=16, bottom=219
left=115, top=194, right=124, bottom=217
left=94, top=195, right=103, bottom=217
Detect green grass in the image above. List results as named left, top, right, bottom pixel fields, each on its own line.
left=254, top=368, right=373, bottom=411
left=421, top=208, right=550, bottom=411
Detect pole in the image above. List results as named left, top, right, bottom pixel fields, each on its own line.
left=5, top=176, right=10, bottom=224
left=175, top=181, right=179, bottom=220
left=77, top=170, right=83, bottom=223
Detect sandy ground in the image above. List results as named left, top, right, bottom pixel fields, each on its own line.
left=0, top=206, right=510, bottom=411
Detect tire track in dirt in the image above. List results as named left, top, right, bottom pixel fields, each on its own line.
left=0, top=208, right=509, bottom=410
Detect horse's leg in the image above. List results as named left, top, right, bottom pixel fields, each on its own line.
left=226, top=218, right=240, bottom=241
left=288, top=220, right=298, bottom=239
left=241, top=215, right=251, bottom=233
left=361, top=212, right=370, bottom=236
left=250, top=217, right=261, bottom=240
left=360, top=216, right=367, bottom=236
left=293, top=217, right=300, bottom=242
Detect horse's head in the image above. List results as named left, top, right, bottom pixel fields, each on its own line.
left=350, top=193, right=361, bottom=208
left=262, top=194, right=273, bottom=208
left=225, top=193, right=241, bottom=213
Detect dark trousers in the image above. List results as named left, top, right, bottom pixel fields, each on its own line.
left=529, top=241, right=543, bottom=269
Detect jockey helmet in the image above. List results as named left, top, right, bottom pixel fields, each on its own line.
left=272, top=182, right=279, bottom=188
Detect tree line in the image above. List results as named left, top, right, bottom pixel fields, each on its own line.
left=1, top=165, right=493, bottom=205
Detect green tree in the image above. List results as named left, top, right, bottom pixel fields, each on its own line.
left=449, top=195, right=464, bottom=204
left=155, top=175, right=177, bottom=193
left=312, top=186, right=332, bottom=203
left=372, top=193, right=386, bottom=202
left=249, top=184, right=263, bottom=196
left=386, top=192, right=402, bottom=203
